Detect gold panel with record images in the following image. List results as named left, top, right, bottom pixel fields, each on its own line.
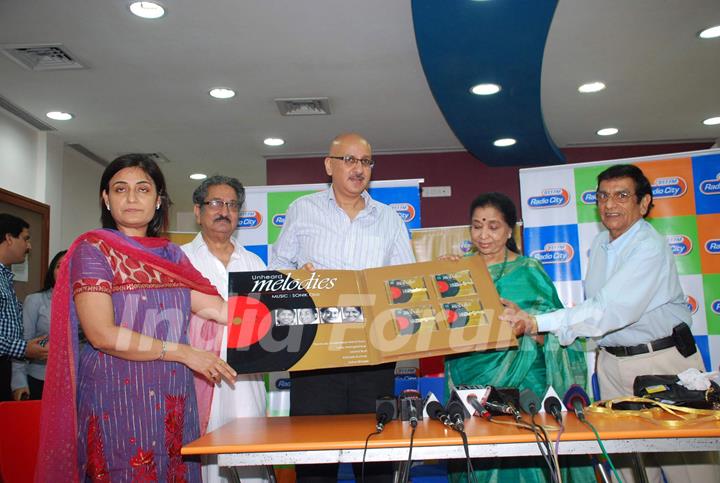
left=386, top=277, right=429, bottom=304
left=433, top=270, right=477, bottom=298
left=442, top=300, right=490, bottom=329
left=392, top=305, right=439, bottom=336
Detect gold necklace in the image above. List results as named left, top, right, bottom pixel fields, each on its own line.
left=491, top=248, right=509, bottom=284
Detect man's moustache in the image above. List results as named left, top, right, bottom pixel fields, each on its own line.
left=214, top=216, right=231, bottom=223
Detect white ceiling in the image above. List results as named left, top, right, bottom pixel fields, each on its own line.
left=1, top=0, right=718, bottom=214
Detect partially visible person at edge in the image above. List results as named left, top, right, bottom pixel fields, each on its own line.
left=503, top=165, right=720, bottom=482
left=11, top=250, right=66, bottom=400
left=35, top=154, right=236, bottom=482
left=442, top=192, right=595, bottom=483
left=182, top=174, right=270, bottom=483
left=0, top=213, right=48, bottom=401
left=269, top=133, right=415, bottom=483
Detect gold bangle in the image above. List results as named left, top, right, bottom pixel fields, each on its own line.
left=158, top=340, right=167, bottom=361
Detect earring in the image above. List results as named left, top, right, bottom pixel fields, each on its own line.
left=156, top=203, right=161, bottom=210
left=105, top=203, right=110, bottom=210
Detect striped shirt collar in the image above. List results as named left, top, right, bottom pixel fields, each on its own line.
left=324, top=186, right=378, bottom=215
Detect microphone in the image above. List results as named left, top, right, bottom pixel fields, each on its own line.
left=408, top=398, right=419, bottom=428
left=446, top=400, right=467, bottom=431
left=426, top=400, right=451, bottom=426
left=399, top=389, right=423, bottom=426
left=484, top=386, right=520, bottom=419
left=450, top=385, right=491, bottom=418
left=519, top=389, right=541, bottom=416
left=563, top=384, right=591, bottom=422
left=484, top=400, right=519, bottom=419
left=375, top=396, right=397, bottom=432
left=465, top=394, right=491, bottom=420
left=543, top=396, right=563, bottom=424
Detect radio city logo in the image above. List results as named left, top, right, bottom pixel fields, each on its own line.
left=527, top=188, right=570, bottom=209
left=685, top=295, right=698, bottom=315
left=699, top=173, right=720, bottom=195
left=272, top=213, right=286, bottom=227
left=651, top=176, right=687, bottom=199
left=459, top=239, right=474, bottom=253
left=712, top=300, right=720, bottom=316
left=530, top=242, right=575, bottom=264
left=665, top=234, right=692, bottom=256
left=390, top=203, right=416, bottom=222
left=706, top=239, right=720, bottom=254
left=236, top=210, right=263, bottom=228
left=580, top=190, right=596, bottom=205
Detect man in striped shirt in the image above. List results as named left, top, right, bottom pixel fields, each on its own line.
left=0, top=213, right=48, bottom=400
left=270, top=133, right=415, bottom=483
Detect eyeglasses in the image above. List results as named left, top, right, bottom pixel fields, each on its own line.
left=595, top=191, right=636, bottom=203
left=327, top=155, right=375, bottom=168
left=201, top=199, right=241, bottom=211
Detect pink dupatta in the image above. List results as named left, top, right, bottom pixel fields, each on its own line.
left=35, top=229, right=223, bottom=482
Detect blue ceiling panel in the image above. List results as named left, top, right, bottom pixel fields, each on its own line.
left=412, top=0, right=565, bottom=166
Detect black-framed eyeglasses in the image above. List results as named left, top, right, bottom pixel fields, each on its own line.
left=201, top=199, right=241, bottom=211
left=327, top=155, right=375, bottom=168
left=595, top=191, right=635, bottom=204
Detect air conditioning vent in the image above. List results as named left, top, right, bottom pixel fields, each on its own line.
left=275, top=97, right=331, bottom=116
left=146, top=152, right=171, bottom=164
left=0, top=43, right=86, bottom=71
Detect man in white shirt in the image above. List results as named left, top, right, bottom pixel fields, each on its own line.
left=182, top=175, right=269, bottom=483
left=269, top=133, right=415, bottom=483
left=506, top=164, right=717, bottom=482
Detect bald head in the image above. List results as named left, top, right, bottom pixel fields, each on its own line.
left=328, top=133, right=372, bottom=157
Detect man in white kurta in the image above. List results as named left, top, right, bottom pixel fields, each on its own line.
left=182, top=175, right=268, bottom=483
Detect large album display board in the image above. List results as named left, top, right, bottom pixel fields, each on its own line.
left=225, top=257, right=515, bottom=373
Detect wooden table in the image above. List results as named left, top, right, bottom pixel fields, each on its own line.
left=182, top=412, right=720, bottom=467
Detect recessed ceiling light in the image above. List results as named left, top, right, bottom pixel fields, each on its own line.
left=578, top=82, right=606, bottom=93
left=46, top=111, right=73, bottom=121
left=129, top=1, right=165, bottom=19
left=470, top=83, right=501, bottom=95
left=698, top=25, right=720, bottom=39
left=703, top=116, right=720, bottom=126
left=493, top=138, right=516, bottom=147
left=189, top=173, right=207, bottom=180
left=209, top=87, right=235, bottom=99
left=597, top=127, right=619, bottom=136
left=264, top=137, right=285, bottom=147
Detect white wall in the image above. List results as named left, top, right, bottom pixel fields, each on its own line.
left=0, top=109, right=102, bottom=256
left=59, top=145, right=104, bottom=249
left=0, top=109, right=40, bottom=199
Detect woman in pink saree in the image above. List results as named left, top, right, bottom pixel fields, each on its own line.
left=36, top=154, right=235, bottom=482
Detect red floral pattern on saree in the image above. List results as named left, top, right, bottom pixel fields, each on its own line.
left=130, top=447, right=158, bottom=482
left=86, top=415, right=110, bottom=482
left=91, top=240, right=186, bottom=292
left=165, top=395, right=188, bottom=483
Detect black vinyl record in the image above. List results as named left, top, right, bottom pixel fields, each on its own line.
left=226, top=271, right=318, bottom=373
left=435, top=274, right=460, bottom=298
left=444, top=302, right=469, bottom=328
left=394, top=308, right=420, bottom=335
left=388, top=279, right=414, bottom=304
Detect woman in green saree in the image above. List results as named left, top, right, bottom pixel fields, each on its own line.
left=445, top=192, right=594, bottom=483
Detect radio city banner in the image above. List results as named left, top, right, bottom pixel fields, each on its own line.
left=520, top=149, right=720, bottom=374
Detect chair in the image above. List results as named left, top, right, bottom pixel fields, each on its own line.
left=0, top=400, right=42, bottom=483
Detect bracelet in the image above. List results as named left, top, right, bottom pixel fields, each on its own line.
left=158, top=340, right=167, bottom=361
